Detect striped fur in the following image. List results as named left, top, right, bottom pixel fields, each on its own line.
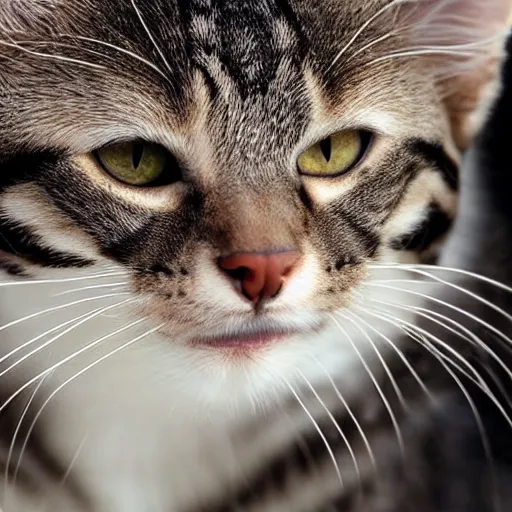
left=0, top=1, right=511, bottom=511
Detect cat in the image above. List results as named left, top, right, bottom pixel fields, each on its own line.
left=0, top=0, right=511, bottom=510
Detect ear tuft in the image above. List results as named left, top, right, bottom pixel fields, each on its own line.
left=399, top=0, right=512, bottom=149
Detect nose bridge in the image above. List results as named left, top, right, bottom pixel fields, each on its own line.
left=209, top=187, right=301, bottom=254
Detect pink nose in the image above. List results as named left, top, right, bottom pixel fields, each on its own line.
left=218, top=251, right=301, bottom=302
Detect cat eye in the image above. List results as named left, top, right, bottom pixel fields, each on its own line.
left=95, top=140, right=181, bottom=186
left=297, top=130, right=371, bottom=178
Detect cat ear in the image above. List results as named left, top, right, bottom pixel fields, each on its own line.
left=401, top=0, right=512, bottom=149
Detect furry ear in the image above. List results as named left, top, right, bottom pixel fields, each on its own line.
left=400, top=0, right=512, bottom=149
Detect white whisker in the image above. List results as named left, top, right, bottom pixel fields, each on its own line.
left=12, top=321, right=162, bottom=492
left=0, top=292, right=131, bottom=338
left=129, top=0, right=173, bottom=76
left=366, top=48, right=474, bottom=66
left=351, top=32, right=398, bottom=59
left=53, top=282, right=129, bottom=297
left=0, top=39, right=105, bottom=70
left=271, top=369, right=344, bottom=489
left=366, top=307, right=512, bottom=433
left=356, top=4, right=509, bottom=72
left=56, top=434, right=88, bottom=491
left=328, top=313, right=405, bottom=456
left=367, top=282, right=512, bottom=350
left=0, top=271, right=125, bottom=288
left=349, top=307, right=431, bottom=399
left=341, top=311, right=407, bottom=409
left=369, top=263, right=512, bottom=294
left=414, top=333, right=501, bottom=512
left=365, top=307, right=488, bottom=390
left=0, top=317, right=149, bottom=417
left=6, top=39, right=122, bottom=67
left=371, top=268, right=512, bottom=323
left=0, top=308, right=103, bottom=366
left=278, top=402, right=320, bottom=477
left=312, top=357, right=378, bottom=476
left=328, top=0, right=410, bottom=72
left=372, top=298, right=512, bottom=382
left=296, top=369, right=361, bottom=492
left=3, top=374, right=49, bottom=505
left=377, top=299, right=512, bottom=413
left=60, top=34, right=174, bottom=85
left=0, top=299, right=133, bottom=379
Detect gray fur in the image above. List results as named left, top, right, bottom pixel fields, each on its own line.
left=0, top=1, right=511, bottom=511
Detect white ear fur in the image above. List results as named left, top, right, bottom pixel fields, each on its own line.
left=400, top=0, right=512, bottom=148
left=404, top=0, right=510, bottom=71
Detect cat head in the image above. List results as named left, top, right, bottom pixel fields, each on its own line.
left=0, top=0, right=510, bottom=399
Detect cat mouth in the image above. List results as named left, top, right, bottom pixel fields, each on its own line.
left=188, top=327, right=302, bottom=350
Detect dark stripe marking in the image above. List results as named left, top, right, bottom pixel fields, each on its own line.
left=196, top=64, right=220, bottom=101
left=199, top=406, right=363, bottom=512
left=408, top=139, right=459, bottom=190
left=297, top=184, right=314, bottom=212
left=389, top=202, right=452, bottom=252
left=274, top=0, right=308, bottom=53
left=0, top=389, right=91, bottom=507
left=177, top=0, right=304, bottom=99
left=338, top=210, right=380, bottom=257
left=0, top=220, right=94, bottom=268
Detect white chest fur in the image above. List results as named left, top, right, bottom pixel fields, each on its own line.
left=0, top=266, right=412, bottom=511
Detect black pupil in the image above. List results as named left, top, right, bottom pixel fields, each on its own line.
left=319, top=138, right=331, bottom=162
left=132, top=141, right=145, bottom=169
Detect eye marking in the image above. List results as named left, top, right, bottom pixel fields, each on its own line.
left=94, top=140, right=183, bottom=187
left=297, top=130, right=372, bottom=178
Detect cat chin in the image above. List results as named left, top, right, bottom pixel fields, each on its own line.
left=159, top=316, right=393, bottom=411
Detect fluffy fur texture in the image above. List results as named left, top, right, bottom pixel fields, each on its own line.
left=0, top=1, right=511, bottom=511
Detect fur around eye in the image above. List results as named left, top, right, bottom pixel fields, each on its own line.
left=95, top=140, right=182, bottom=186
left=298, top=130, right=372, bottom=178
left=2, top=0, right=511, bottom=509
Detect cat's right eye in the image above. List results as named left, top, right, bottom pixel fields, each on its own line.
left=95, top=140, right=182, bottom=187
left=297, top=130, right=371, bottom=178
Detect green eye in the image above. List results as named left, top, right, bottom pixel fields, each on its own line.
left=95, top=140, right=179, bottom=186
left=297, top=130, right=371, bottom=177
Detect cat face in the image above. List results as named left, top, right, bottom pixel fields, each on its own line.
left=0, top=1, right=508, bottom=377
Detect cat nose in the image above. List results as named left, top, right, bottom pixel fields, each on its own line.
left=218, top=251, right=301, bottom=302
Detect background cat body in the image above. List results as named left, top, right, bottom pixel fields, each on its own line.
left=0, top=1, right=511, bottom=510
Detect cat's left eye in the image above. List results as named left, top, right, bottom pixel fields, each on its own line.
left=95, top=140, right=181, bottom=187
left=297, top=130, right=371, bottom=178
